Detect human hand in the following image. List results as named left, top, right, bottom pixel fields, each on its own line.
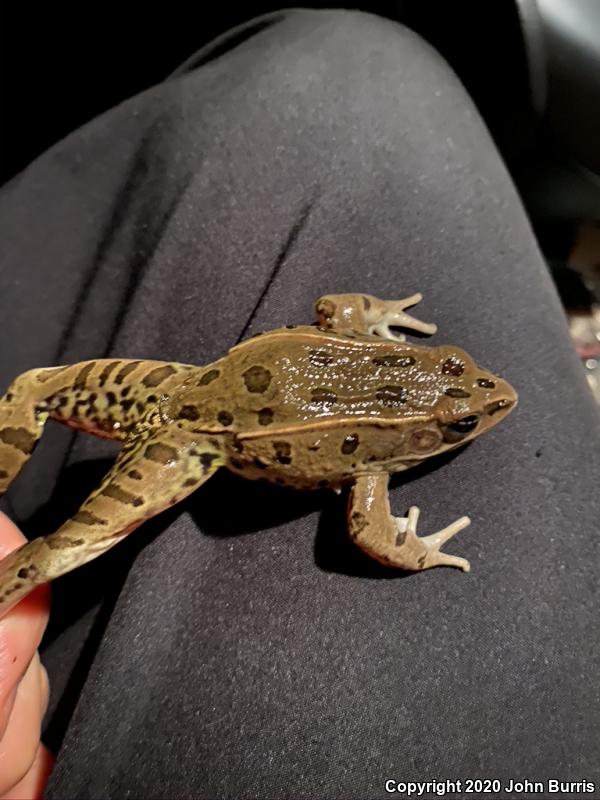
left=0, top=512, right=54, bottom=799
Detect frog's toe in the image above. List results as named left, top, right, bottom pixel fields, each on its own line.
left=368, top=323, right=406, bottom=342
left=393, top=508, right=471, bottom=572
left=366, top=294, right=437, bottom=339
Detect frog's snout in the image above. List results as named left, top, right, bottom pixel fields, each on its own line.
left=484, top=377, right=518, bottom=422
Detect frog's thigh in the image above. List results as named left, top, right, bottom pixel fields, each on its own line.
left=347, top=474, right=471, bottom=572
left=0, top=367, right=55, bottom=495
left=0, top=428, right=224, bottom=616
left=315, top=293, right=436, bottom=339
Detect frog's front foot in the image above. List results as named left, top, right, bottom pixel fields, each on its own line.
left=394, top=506, right=471, bottom=572
left=365, top=293, right=438, bottom=342
left=348, top=474, right=471, bottom=573
left=315, top=292, right=438, bottom=340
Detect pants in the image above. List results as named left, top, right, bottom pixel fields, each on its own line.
left=1, top=9, right=598, bottom=799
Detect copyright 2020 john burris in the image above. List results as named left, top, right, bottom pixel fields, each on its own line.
left=384, top=779, right=597, bottom=796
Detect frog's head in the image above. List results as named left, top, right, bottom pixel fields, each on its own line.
left=431, top=346, right=518, bottom=450
left=402, top=345, right=518, bottom=458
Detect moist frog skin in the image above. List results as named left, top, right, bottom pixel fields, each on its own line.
left=0, top=292, right=517, bottom=614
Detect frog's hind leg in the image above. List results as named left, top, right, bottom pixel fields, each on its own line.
left=0, top=427, right=224, bottom=616
left=347, top=474, right=471, bottom=572
left=0, top=366, right=69, bottom=496
left=0, top=359, right=191, bottom=496
left=315, top=293, right=437, bottom=340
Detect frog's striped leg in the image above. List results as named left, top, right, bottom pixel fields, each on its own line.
left=347, top=473, right=471, bottom=572
left=315, top=293, right=437, bottom=340
left=0, top=427, right=224, bottom=616
left=0, top=359, right=192, bottom=496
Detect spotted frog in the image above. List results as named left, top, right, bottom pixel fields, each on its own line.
left=0, top=293, right=517, bottom=613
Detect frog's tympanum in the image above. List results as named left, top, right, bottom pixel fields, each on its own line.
left=0, top=294, right=517, bottom=614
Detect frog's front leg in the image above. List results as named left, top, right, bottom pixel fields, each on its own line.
left=348, top=474, right=471, bottom=572
left=0, top=427, right=224, bottom=616
left=315, top=293, right=437, bottom=340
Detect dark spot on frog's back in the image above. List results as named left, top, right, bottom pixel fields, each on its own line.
left=477, top=378, right=495, bottom=389
left=198, top=369, right=219, bottom=386
left=177, top=405, right=200, bottom=421
left=142, top=365, right=177, bottom=388
left=311, top=388, right=337, bottom=405
left=243, top=365, right=272, bottom=393
left=362, top=296, right=371, bottom=310
left=442, top=357, right=465, bottom=376
left=258, top=408, right=274, bottom=426
left=372, top=355, right=415, bottom=368
left=273, top=441, right=292, bottom=464
left=375, top=385, right=407, bottom=406
left=217, top=410, right=234, bottom=426
left=341, top=433, right=359, bottom=454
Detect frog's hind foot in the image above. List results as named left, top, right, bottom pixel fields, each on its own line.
left=315, top=293, right=437, bottom=340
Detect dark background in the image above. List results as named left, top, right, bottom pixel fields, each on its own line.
left=3, top=1, right=600, bottom=314
left=1, top=3, right=531, bottom=186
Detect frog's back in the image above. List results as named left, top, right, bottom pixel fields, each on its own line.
left=177, top=326, right=469, bottom=435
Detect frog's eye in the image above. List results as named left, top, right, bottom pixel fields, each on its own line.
left=448, top=415, right=478, bottom=434
left=443, top=414, right=479, bottom=442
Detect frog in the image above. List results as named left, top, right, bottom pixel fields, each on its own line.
left=0, top=292, right=517, bottom=615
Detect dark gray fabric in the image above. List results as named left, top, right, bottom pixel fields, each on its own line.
left=0, top=9, right=598, bottom=799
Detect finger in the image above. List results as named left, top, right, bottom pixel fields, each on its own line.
left=0, top=513, right=50, bottom=738
left=0, top=653, right=49, bottom=798
left=1, top=744, right=55, bottom=800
